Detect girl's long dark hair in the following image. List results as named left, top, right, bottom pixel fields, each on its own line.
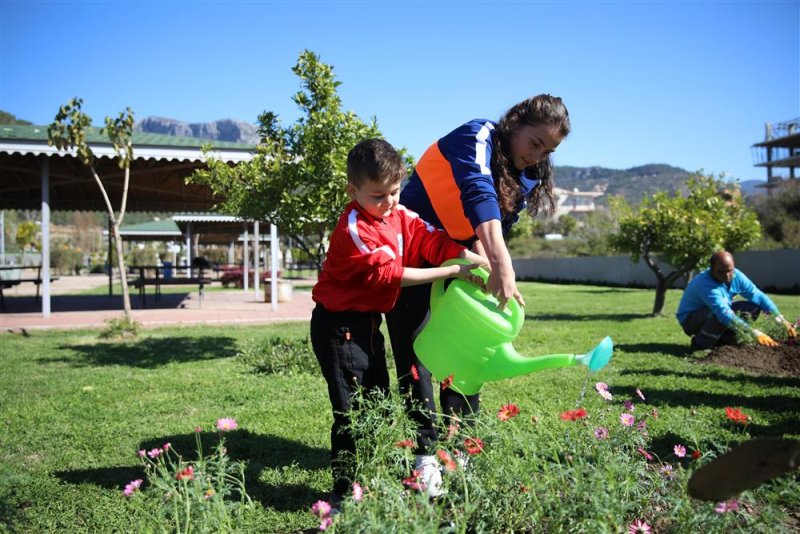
left=491, top=94, right=571, bottom=218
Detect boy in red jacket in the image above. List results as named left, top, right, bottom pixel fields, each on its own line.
left=311, top=138, right=487, bottom=506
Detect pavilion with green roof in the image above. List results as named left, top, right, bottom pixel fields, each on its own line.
left=0, top=123, right=262, bottom=316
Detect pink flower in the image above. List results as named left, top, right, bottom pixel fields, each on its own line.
left=123, top=478, right=143, bottom=497
left=162, top=442, right=171, bottom=451
left=147, top=448, right=162, bottom=459
left=595, top=382, right=613, bottom=401
left=137, top=449, right=146, bottom=458
left=661, top=464, right=674, bottom=478
left=352, top=482, right=363, bottom=502
left=637, top=447, right=653, bottom=461
left=636, top=420, right=648, bottom=432
left=623, top=400, right=635, bottom=412
left=194, top=426, right=203, bottom=433
left=319, top=516, right=333, bottom=530
left=497, top=403, right=520, bottom=421
left=715, top=498, right=740, bottom=513
left=410, top=365, right=420, bottom=381
left=650, top=408, right=659, bottom=419
left=311, top=499, right=332, bottom=518
left=673, top=444, right=686, bottom=458
left=628, top=519, right=651, bottom=533
left=216, top=418, right=238, bottom=432
left=594, top=427, right=609, bottom=440
left=445, top=423, right=460, bottom=440
left=635, top=388, right=646, bottom=401
left=620, top=413, right=635, bottom=427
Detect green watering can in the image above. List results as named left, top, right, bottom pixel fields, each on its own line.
left=413, top=259, right=613, bottom=395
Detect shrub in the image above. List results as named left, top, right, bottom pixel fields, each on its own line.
left=237, top=335, right=318, bottom=375
left=99, top=316, right=141, bottom=339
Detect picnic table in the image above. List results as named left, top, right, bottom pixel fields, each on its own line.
left=0, top=266, right=60, bottom=311
left=130, top=265, right=212, bottom=307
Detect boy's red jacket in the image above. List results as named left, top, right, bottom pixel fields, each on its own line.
left=312, top=200, right=465, bottom=312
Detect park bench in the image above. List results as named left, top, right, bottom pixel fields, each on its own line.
left=0, top=266, right=60, bottom=311
left=131, top=265, right=212, bottom=307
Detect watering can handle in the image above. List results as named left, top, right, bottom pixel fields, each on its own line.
left=430, top=258, right=491, bottom=313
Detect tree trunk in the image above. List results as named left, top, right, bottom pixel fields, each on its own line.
left=652, top=279, right=668, bottom=316
left=111, top=223, right=132, bottom=317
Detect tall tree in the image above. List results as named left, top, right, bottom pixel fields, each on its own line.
left=48, top=98, right=136, bottom=317
left=609, top=173, right=761, bottom=315
left=190, top=50, right=383, bottom=271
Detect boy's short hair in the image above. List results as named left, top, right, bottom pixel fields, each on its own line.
left=347, top=138, right=406, bottom=188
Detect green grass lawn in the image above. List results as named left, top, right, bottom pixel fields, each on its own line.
left=1, top=283, right=798, bottom=532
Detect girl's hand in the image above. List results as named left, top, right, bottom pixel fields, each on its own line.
left=487, top=263, right=525, bottom=310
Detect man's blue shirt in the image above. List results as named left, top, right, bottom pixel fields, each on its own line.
left=676, top=268, right=779, bottom=328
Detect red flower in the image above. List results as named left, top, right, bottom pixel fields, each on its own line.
left=436, top=449, right=457, bottom=472
left=691, top=449, right=702, bottom=460
left=440, top=374, right=454, bottom=391
left=175, top=465, right=195, bottom=481
left=559, top=408, right=588, bottom=421
left=402, top=469, right=424, bottom=491
left=410, top=365, right=420, bottom=381
left=725, top=407, right=748, bottom=425
left=497, top=403, right=520, bottom=421
left=464, top=437, right=485, bottom=455
left=395, top=439, right=414, bottom=448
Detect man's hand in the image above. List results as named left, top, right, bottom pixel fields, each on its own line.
left=777, top=315, right=797, bottom=338
left=753, top=329, right=779, bottom=347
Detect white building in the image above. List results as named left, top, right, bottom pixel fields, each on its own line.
left=552, top=186, right=605, bottom=219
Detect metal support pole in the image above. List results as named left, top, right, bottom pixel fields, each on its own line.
left=41, top=156, right=51, bottom=317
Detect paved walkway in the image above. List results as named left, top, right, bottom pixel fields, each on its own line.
left=1, top=274, right=315, bottom=332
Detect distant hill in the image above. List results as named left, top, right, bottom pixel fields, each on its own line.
left=554, top=163, right=691, bottom=206
left=134, top=116, right=259, bottom=144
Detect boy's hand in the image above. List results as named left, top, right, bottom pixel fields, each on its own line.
left=454, top=263, right=488, bottom=291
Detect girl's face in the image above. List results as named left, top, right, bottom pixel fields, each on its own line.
left=509, top=124, right=564, bottom=171
left=347, top=179, right=401, bottom=219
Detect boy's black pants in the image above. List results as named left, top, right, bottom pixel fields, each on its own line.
left=385, top=282, right=480, bottom=454
left=310, top=304, right=389, bottom=495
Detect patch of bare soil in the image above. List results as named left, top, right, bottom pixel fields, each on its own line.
left=700, top=342, right=800, bottom=377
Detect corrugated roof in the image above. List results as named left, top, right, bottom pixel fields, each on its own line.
left=119, top=219, right=182, bottom=235
left=0, top=123, right=256, bottom=150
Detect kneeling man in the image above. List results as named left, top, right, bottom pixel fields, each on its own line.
left=676, top=250, right=796, bottom=350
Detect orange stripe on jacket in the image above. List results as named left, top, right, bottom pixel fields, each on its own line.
left=415, top=142, right=475, bottom=241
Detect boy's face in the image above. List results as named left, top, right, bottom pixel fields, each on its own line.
left=510, top=124, right=564, bottom=171
left=347, top=179, right=401, bottom=219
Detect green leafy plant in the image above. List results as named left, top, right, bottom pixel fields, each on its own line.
left=99, top=315, right=141, bottom=339
left=237, top=335, right=318, bottom=375
left=124, top=418, right=254, bottom=532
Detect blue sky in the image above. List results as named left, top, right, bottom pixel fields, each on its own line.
left=1, top=0, right=798, bottom=182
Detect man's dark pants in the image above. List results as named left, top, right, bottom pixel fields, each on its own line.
left=680, top=301, right=762, bottom=350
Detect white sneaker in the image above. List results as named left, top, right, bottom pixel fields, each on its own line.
left=414, top=455, right=445, bottom=498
